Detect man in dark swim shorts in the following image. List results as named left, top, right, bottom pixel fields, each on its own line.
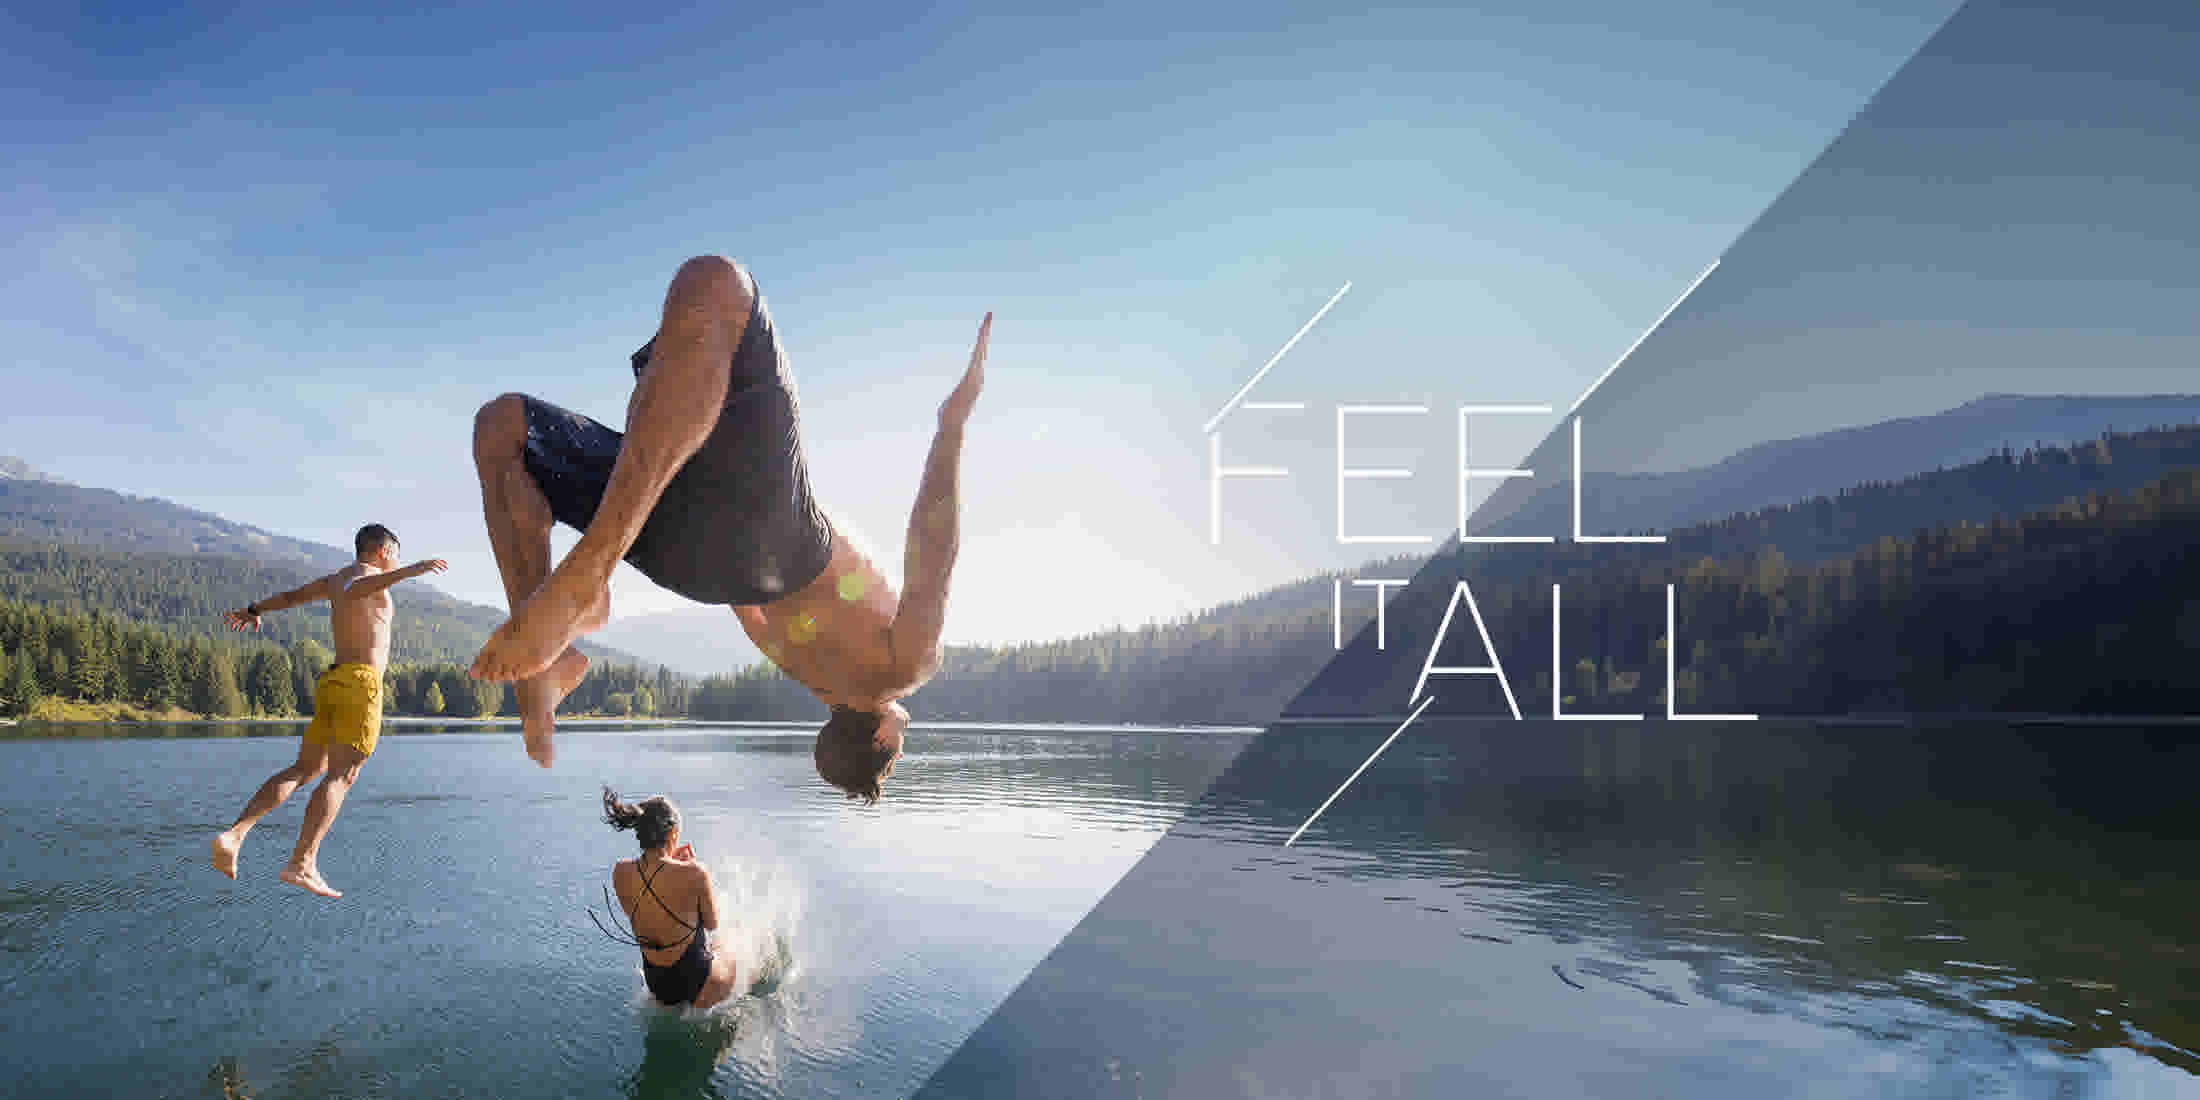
left=468, top=255, right=987, bottom=804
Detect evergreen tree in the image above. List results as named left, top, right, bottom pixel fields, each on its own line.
left=436, top=668, right=481, bottom=718
left=68, top=619, right=96, bottom=701
left=43, top=648, right=69, bottom=698
left=471, top=677, right=506, bottom=718
left=290, top=639, right=332, bottom=711
left=205, top=648, right=246, bottom=718
left=248, top=649, right=296, bottom=716
left=145, top=638, right=182, bottom=709
left=180, top=639, right=213, bottom=713
left=7, top=650, right=39, bottom=717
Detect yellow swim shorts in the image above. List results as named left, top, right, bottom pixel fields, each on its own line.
left=303, top=662, right=385, bottom=757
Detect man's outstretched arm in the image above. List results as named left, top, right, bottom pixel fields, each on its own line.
left=885, top=313, right=988, bottom=692
left=344, top=559, right=449, bottom=598
left=224, top=573, right=340, bottom=631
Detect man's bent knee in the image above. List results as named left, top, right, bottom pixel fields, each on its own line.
left=474, top=393, right=531, bottom=462
left=668, top=255, right=753, bottom=319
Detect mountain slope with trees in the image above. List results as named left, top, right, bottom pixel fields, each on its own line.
left=10, top=406, right=2198, bottom=726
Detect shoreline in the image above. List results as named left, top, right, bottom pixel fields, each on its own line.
left=0, top=715, right=1268, bottom=735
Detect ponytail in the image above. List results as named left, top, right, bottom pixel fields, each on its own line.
left=603, top=787, right=643, bottom=831
left=602, top=786, right=679, bottom=849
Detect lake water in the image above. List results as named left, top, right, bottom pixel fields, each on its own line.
left=0, top=723, right=1249, bottom=1099
left=6, top=720, right=2197, bottom=1099
left=925, top=718, right=2200, bottom=1099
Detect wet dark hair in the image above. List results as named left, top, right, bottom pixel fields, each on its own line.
left=602, top=787, right=680, bottom=849
left=814, top=705, right=897, bottom=805
left=355, top=523, right=399, bottom=558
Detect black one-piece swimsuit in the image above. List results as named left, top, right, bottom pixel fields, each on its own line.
left=633, top=860, right=713, bottom=1006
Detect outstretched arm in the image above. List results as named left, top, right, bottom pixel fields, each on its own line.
left=884, top=313, right=988, bottom=692
left=344, top=559, right=449, bottom=598
left=224, top=572, right=341, bottom=631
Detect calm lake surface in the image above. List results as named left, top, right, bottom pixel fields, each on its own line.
left=0, top=723, right=1250, bottom=1099
left=925, top=718, right=2200, bottom=1099
left=6, top=720, right=2197, bottom=1099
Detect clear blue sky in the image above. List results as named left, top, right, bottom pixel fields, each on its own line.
left=3, top=1, right=1954, bottom=643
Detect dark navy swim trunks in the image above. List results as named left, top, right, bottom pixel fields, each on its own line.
left=519, top=283, right=835, bottom=606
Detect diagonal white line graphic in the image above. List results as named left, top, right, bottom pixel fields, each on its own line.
left=1284, top=694, right=1438, bottom=847
left=1567, top=259, right=1721, bottom=415
left=1202, top=282, right=1353, bottom=435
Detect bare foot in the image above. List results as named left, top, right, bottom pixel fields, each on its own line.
left=279, top=864, right=342, bottom=899
left=518, top=647, right=589, bottom=768
left=210, top=831, right=241, bottom=880
left=471, top=565, right=609, bottom=682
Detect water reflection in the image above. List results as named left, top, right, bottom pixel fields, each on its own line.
left=629, top=1010, right=742, bottom=1100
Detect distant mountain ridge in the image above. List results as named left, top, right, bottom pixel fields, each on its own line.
left=1134, top=393, right=2200, bottom=647
left=1477, top=393, right=2200, bottom=540
left=0, top=456, right=70, bottom=486
left=564, top=393, right=2200, bottom=684
left=0, top=476, right=350, bottom=570
left=590, top=606, right=762, bottom=678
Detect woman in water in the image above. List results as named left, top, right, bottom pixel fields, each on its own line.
left=596, top=788, right=740, bottom=1009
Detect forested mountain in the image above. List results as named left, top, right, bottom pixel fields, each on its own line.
left=0, top=464, right=650, bottom=667
left=0, top=476, right=349, bottom=569
left=925, top=394, right=2200, bottom=677
left=1292, top=464, right=2200, bottom=718
left=0, top=538, right=644, bottom=668
left=690, top=423, right=2200, bottom=724
left=1295, top=430, right=2200, bottom=719
left=9, top=403, right=2198, bottom=726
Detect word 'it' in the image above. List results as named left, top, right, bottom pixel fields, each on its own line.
left=1335, top=578, right=1757, bottom=722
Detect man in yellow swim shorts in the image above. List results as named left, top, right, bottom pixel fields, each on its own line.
left=208, top=524, right=447, bottom=899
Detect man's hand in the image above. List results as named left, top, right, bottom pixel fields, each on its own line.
left=410, top=559, right=450, bottom=577
left=938, top=312, right=989, bottom=430
left=223, top=608, right=262, bottom=632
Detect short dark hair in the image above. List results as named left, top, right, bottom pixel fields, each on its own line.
left=815, top=705, right=896, bottom=805
left=355, top=524, right=399, bottom=558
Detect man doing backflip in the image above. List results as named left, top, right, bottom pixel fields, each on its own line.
left=467, top=255, right=984, bottom=803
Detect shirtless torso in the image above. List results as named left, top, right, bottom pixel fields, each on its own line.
left=733, top=537, right=905, bottom=709
left=325, top=563, right=399, bottom=669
